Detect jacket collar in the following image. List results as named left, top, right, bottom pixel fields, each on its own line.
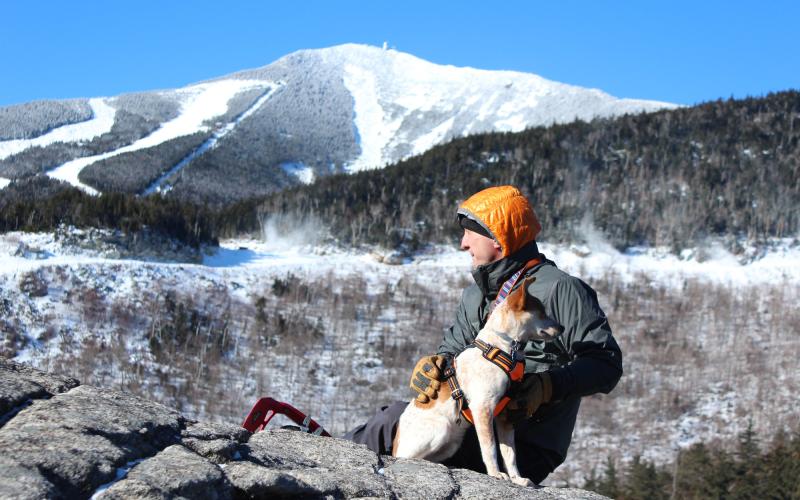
left=471, top=240, right=541, bottom=298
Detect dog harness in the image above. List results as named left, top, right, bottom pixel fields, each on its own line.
left=444, top=256, right=542, bottom=425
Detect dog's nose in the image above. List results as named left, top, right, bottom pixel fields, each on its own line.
left=533, top=317, right=564, bottom=339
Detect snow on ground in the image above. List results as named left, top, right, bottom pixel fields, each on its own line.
left=3, top=229, right=798, bottom=291
left=0, top=177, right=10, bottom=189
left=196, top=236, right=800, bottom=293
left=46, top=79, right=274, bottom=194
left=673, top=382, right=739, bottom=449
left=0, top=98, right=117, bottom=160
left=0, top=219, right=800, bottom=310
left=539, top=239, right=800, bottom=288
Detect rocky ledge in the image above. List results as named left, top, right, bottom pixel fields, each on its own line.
left=0, top=359, right=605, bottom=499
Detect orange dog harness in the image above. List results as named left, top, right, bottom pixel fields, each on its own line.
left=445, top=339, right=526, bottom=425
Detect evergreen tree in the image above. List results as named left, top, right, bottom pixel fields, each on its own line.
left=596, top=456, right=621, bottom=499
left=761, top=429, right=800, bottom=499
left=622, top=455, right=671, bottom=500
left=730, top=420, right=764, bottom=499
left=673, top=443, right=721, bottom=499
left=582, top=425, right=800, bottom=499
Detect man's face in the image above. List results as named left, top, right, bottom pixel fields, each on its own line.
left=460, top=228, right=503, bottom=268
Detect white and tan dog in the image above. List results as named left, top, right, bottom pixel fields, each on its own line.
left=392, top=279, right=563, bottom=486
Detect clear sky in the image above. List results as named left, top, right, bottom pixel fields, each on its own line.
left=3, top=1, right=798, bottom=107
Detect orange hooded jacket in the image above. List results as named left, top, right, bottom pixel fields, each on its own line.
left=456, top=185, right=541, bottom=257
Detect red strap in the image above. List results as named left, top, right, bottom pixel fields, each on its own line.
left=242, top=397, right=331, bottom=436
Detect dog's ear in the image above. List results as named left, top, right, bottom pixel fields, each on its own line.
left=506, top=277, right=535, bottom=312
left=520, top=277, right=547, bottom=316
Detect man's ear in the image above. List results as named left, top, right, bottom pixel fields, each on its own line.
left=491, top=239, right=503, bottom=260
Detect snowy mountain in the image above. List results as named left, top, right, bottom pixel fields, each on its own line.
left=0, top=44, right=676, bottom=202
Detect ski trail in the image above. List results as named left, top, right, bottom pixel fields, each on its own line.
left=0, top=98, right=116, bottom=161
left=143, top=81, right=283, bottom=195
left=46, top=80, right=273, bottom=195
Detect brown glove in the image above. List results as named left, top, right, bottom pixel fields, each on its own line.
left=504, top=372, right=553, bottom=423
left=409, top=355, right=449, bottom=403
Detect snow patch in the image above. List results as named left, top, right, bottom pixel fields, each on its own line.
left=0, top=98, right=116, bottom=160
left=90, top=459, right=145, bottom=499
left=281, top=162, right=315, bottom=184
left=539, top=238, right=800, bottom=289
left=0, top=177, right=10, bottom=189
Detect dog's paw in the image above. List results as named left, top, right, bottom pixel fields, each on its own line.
left=489, top=471, right=510, bottom=481
left=511, top=476, right=534, bottom=487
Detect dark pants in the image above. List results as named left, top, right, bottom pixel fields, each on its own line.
left=342, top=401, right=561, bottom=484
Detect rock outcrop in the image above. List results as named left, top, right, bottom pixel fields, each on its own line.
left=0, top=359, right=606, bottom=499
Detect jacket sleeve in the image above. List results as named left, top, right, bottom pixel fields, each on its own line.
left=545, top=275, right=623, bottom=401
left=437, top=287, right=479, bottom=358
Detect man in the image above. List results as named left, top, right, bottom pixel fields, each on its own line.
left=344, top=185, right=623, bottom=484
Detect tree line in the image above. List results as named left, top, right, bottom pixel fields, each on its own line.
left=252, top=90, right=800, bottom=252
left=582, top=422, right=800, bottom=499
left=2, top=91, right=798, bottom=252
left=0, top=177, right=217, bottom=247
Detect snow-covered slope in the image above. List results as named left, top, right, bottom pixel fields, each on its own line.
left=0, top=44, right=676, bottom=197
left=0, top=98, right=116, bottom=161
left=2, top=228, right=798, bottom=489
left=314, top=44, right=675, bottom=172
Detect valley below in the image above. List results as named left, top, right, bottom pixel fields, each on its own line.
left=2, top=227, right=798, bottom=486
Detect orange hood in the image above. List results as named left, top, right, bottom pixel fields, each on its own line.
left=457, top=185, right=541, bottom=257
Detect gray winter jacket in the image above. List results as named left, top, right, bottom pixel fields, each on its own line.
left=437, top=241, right=623, bottom=462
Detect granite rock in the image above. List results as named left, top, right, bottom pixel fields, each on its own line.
left=0, top=359, right=607, bottom=499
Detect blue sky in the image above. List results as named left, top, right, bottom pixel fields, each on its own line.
left=3, top=1, right=798, bottom=107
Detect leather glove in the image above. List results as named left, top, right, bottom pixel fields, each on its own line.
left=504, top=372, right=553, bottom=423
left=409, top=355, right=449, bottom=403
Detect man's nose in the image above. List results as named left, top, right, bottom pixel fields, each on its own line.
left=460, top=234, right=468, bottom=250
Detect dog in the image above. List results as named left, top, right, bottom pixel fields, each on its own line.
left=392, top=278, right=563, bottom=486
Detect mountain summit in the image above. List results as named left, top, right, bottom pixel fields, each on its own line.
left=0, top=43, right=676, bottom=203
left=261, top=44, right=676, bottom=172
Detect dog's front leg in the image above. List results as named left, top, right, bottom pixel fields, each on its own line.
left=496, top=416, right=534, bottom=487
left=471, top=404, right=507, bottom=480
